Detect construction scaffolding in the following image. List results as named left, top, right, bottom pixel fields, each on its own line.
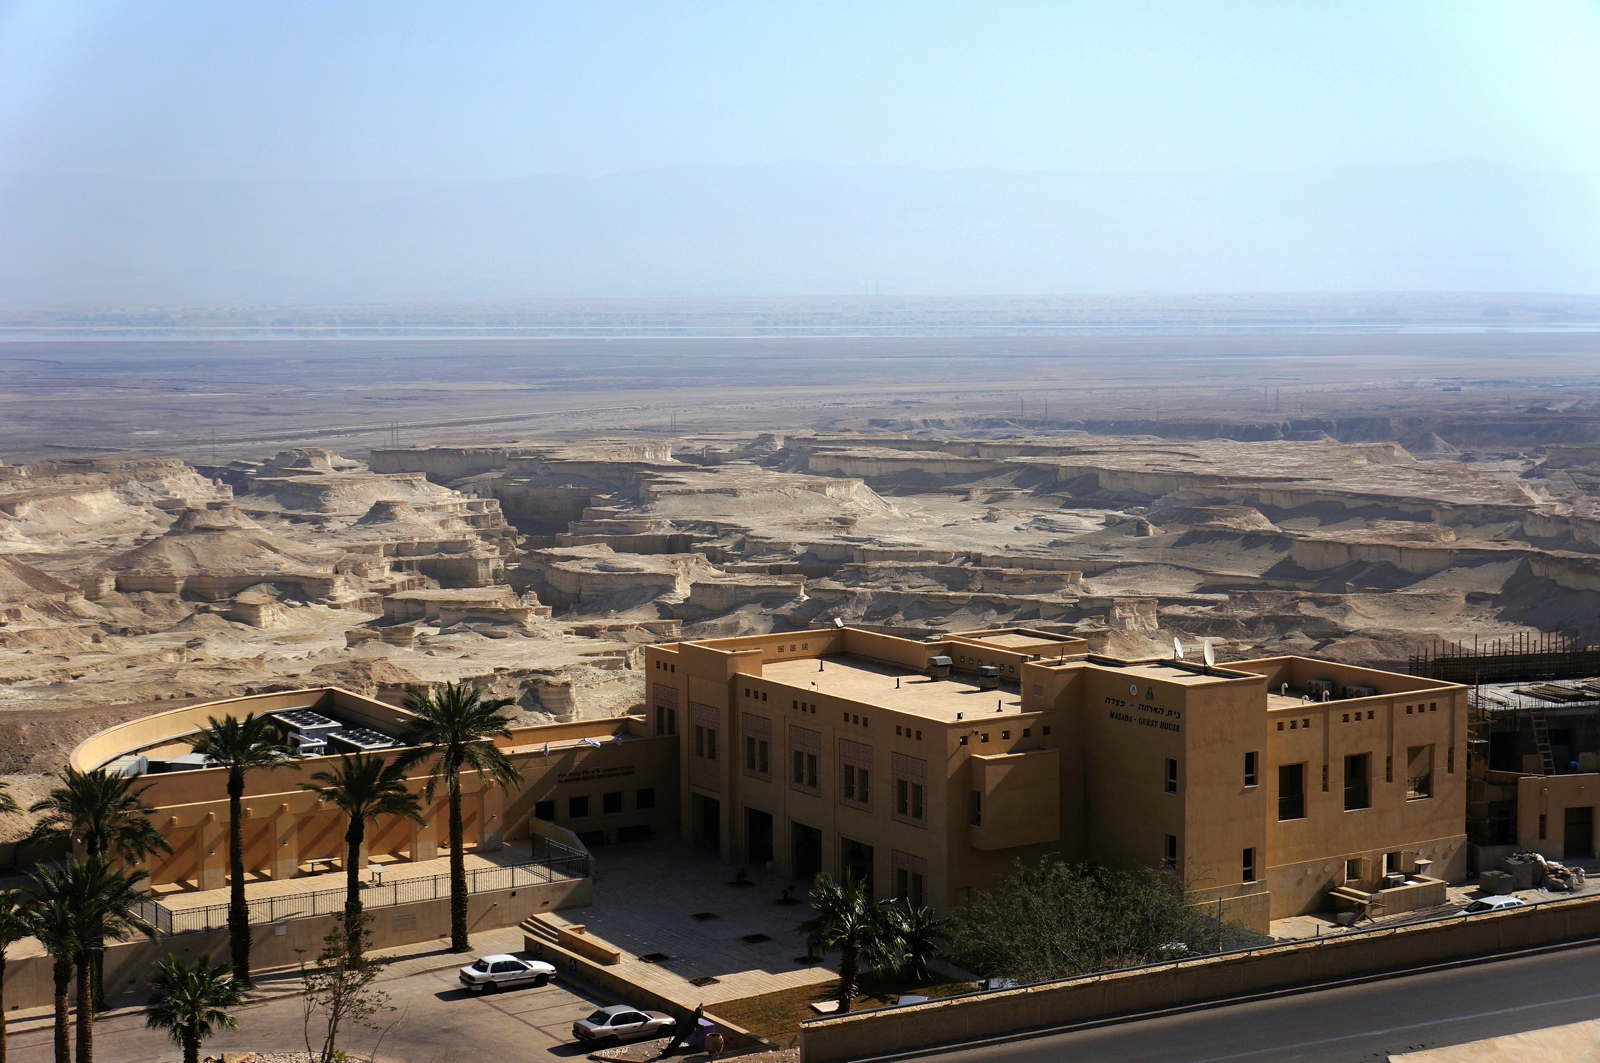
left=1409, top=631, right=1600, bottom=686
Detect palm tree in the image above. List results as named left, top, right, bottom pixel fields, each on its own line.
left=189, top=713, right=291, bottom=987
left=31, top=856, right=153, bottom=1063
left=27, top=767, right=172, bottom=866
left=145, top=954, right=242, bottom=1063
left=0, top=889, right=28, bottom=1063
left=798, top=872, right=894, bottom=1014
left=305, top=752, right=423, bottom=953
left=24, top=885, right=78, bottom=1063
left=0, top=779, right=17, bottom=816
left=880, top=900, right=944, bottom=982
left=402, top=682, right=521, bottom=953
left=28, top=767, right=170, bottom=1009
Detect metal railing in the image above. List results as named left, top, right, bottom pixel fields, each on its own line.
left=138, top=837, right=590, bottom=937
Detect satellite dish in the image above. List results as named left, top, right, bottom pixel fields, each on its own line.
left=1202, top=640, right=1216, bottom=668
left=1173, top=636, right=1185, bottom=660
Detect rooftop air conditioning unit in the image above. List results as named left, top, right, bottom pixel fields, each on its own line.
left=926, top=656, right=952, bottom=679
left=1383, top=872, right=1406, bottom=889
left=1342, top=685, right=1378, bottom=700
left=977, top=665, right=1003, bottom=690
left=288, top=732, right=329, bottom=757
left=105, top=754, right=148, bottom=778
left=1305, top=679, right=1337, bottom=698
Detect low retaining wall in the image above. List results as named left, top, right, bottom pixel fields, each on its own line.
left=523, top=932, right=767, bottom=1052
left=3, top=875, right=588, bottom=1014
left=800, top=892, right=1600, bottom=1063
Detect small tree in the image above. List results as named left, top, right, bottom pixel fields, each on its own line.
left=0, top=780, right=17, bottom=817
left=0, top=889, right=28, bottom=1063
left=402, top=682, right=522, bottom=953
left=189, top=713, right=292, bottom=988
left=301, top=917, right=391, bottom=1063
left=943, top=858, right=1199, bottom=983
left=797, top=873, right=894, bottom=1014
left=145, top=954, right=242, bottom=1063
left=304, top=753, right=423, bottom=955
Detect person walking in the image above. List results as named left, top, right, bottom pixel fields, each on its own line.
left=658, top=1003, right=702, bottom=1058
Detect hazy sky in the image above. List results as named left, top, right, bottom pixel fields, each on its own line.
left=4, top=0, right=1598, bottom=180
left=1, top=1, right=1598, bottom=302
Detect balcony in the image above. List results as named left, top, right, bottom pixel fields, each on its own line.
left=1329, top=873, right=1447, bottom=920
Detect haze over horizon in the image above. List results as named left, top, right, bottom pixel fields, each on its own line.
left=2, top=2, right=1598, bottom=305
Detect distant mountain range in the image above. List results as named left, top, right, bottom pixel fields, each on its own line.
left=1, top=160, right=1596, bottom=305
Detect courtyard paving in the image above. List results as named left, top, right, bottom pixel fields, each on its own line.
left=542, top=838, right=840, bottom=1007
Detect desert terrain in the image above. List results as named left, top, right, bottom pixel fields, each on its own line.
left=1, top=301, right=1598, bottom=837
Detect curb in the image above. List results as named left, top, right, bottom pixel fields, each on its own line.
left=842, top=934, right=1600, bottom=1063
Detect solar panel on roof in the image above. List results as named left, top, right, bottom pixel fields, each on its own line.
left=327, top=727, right=397, bottom=752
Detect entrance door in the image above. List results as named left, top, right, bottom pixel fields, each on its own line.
left=841, top=837, right=875, bottom=898
left=692, top=794, right=721, bottom=850
left=1565, top=806, right=1594, bottom=860
left=791, top=821, right=823, bottom=882
left=744, top=807, right=774, bottom=867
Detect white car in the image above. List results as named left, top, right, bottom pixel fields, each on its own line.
left=1462, top=895, right=1527, bottom=914
left=572, top=1004, right=676, bottom=1047
left=457, top=954, right=556, bottom=992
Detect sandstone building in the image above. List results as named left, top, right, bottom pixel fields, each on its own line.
left=646, top=627, right=1466, bottom=932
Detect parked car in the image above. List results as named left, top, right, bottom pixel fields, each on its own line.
left=572, top=1004, right=676, bottom=1047
left=457, top=954, right=556, bottom=992
left=1462, top=895, right=1527, bottom=914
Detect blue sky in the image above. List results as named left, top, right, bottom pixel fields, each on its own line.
left=3, top=0, right=1598, bottom=181
left=1, top=2, right=1598, bottom=302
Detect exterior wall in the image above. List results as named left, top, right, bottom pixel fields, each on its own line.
left=1517, top=773, right=1600, bottom=861
left=1257, top=678, right=1467, bottom=918
left=67, top=691, right=679, bottom=888
left=645, top=632, right=1467, bottom=936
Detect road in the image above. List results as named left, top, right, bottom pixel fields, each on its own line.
left=928, top=942, right=1600, bottom=1062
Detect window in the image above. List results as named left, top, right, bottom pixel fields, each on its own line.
left=1242, top=847, right=1256, bottom=883
left=636, top=787, right=656, bottom=810
left=568, top=795, right=590, bottom=820
left=1244, top=751, right=1258, bottom=787
left=792, top=750, right=819, bottom=790
left=894, top=868, right=925, bottom=908
left=969, top=790, right=982, bottom=827
left=895, top=779, right=925, bottom=821
left=534, top=800, right=556, bottom=822
left=1165, top=758, right=1178, bottom=794
left=1406, top=744, right=1433, bottom=800
left=1042, top=726, right=1050, bottom=736
left=693, top=724, right=717, bottom=762
left=843, top=764, right=872, bottom=804
left=1163, top=834, right=1178, bottom=869
left=602, top=791, right=623, bottom=816
left=1278, top=763, right=1306, bottom=821
left=744, top=736, right=770, bottom=776
left=1344, top=753, right=1371, bottom=811
left=1539, top=813, right=1548, bottom=840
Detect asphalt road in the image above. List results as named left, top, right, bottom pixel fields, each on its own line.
left=926, top=942, right=1600, bottom=1063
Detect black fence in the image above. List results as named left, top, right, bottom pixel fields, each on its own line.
left=139, top=837, right=590, bottom=937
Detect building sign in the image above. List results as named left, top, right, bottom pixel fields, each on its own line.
left=1103, top=693, right=1182, bottom=733
left=557, top=764, right=636, bottom=785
